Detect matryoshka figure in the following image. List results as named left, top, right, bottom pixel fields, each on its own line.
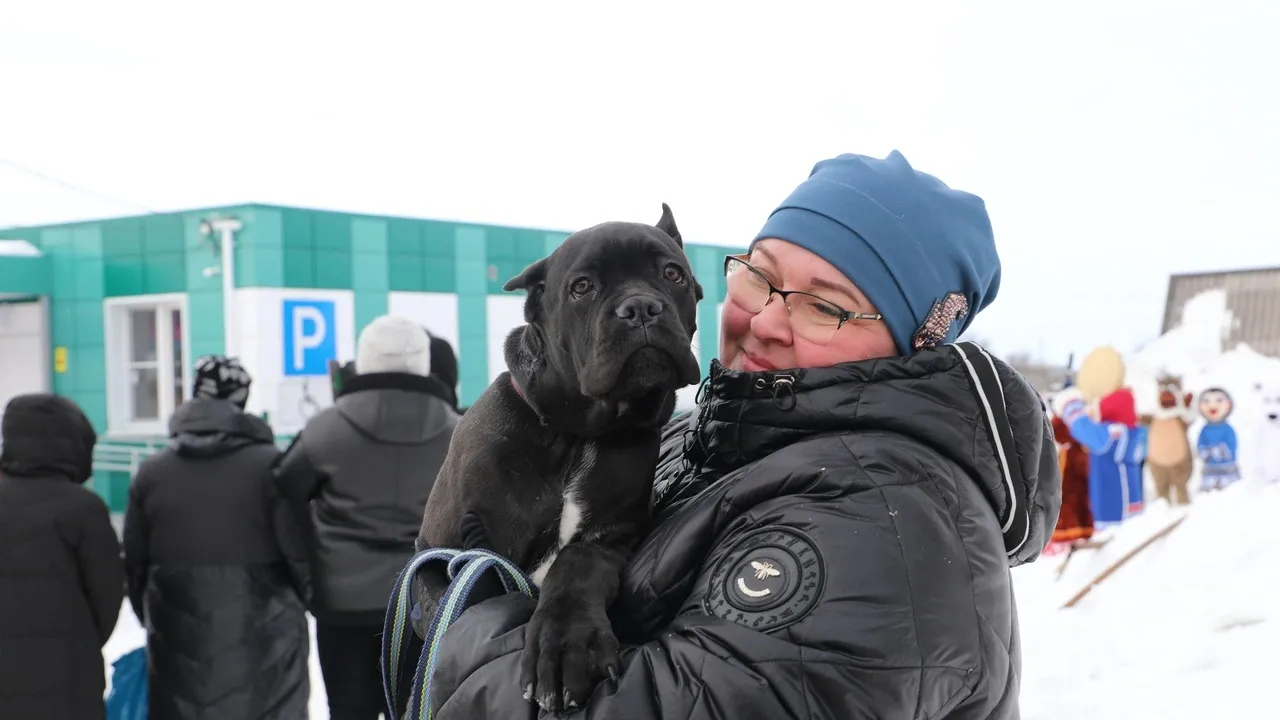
left=1196, top=387, right=1240, bottom=492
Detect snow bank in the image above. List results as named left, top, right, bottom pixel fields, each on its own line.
left=1015, top=287, right=1279, bottom=718
left=1124, top=288, right=1280, bottom=479
left=1016, top=481, right=1280, bottom=719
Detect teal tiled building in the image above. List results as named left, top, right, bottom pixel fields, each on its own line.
left=0, top=204, right=736, bottom=511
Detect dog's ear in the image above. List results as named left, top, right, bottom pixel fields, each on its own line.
left=503, top=258, right=547, bottom=293
left=656, top=203, right=682, bottom=247
left=505, top=259, right=549, bottom=323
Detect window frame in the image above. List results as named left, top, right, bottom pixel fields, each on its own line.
left=104, top=293, right=191, bottom=438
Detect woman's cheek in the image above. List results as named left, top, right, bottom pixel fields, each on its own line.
left=719, top=303, right=752, bottom=361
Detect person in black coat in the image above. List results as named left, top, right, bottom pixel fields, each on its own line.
left=276, top=316, right=459, bottom=720
left=123, top=356, right=310, bottom=720
left=0, top=393, right=124, bottom=720
left=421, top=151, right=1063, bottom=718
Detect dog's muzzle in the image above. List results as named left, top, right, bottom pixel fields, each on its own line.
left=615, top=294, right=665, bottom=329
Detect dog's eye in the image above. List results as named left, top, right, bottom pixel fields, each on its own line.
left=570, top=278, right=594, bottom=298
left=663, top=264, right=685, bottom=284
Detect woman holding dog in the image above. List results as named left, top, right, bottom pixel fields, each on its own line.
left=430, top=150, right=1062, bottom=718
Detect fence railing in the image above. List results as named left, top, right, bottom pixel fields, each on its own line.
left=88, top=437, right=297, bottom=477
left=92, top=441, right=169, bottom=476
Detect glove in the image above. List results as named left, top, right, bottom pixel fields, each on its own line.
left=1050, top=388, right=1087, bottom=424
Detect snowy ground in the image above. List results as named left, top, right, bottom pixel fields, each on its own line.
left=1014, top=481, right=1278, bottom=719
left=1012, top=290, right=1280, bottom=719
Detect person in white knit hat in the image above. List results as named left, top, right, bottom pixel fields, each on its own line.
left=275, top=315, right=458, bottom=720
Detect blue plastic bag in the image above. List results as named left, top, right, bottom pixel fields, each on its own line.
left=105, top=647, right=148, bottom=720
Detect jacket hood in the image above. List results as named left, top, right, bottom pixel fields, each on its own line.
left=0, top=393, right=96, bottom=483
left=335, top=372, right=457, bottom=445
left=169, top=398, right=275, bottom=458
left=685, top=344, right=1060, bottom=566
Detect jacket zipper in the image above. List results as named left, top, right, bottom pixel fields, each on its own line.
left=756, top=373, right=797, bottom=410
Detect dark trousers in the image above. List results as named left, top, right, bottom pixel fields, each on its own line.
left=316, top=622, right=417, bottom=720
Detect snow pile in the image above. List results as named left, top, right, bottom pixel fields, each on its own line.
left=1016, top=482, right=1280, bottom=719
left=1015, top=288, right=1280, bottom=718
left=1129, top=288, right=1235, bottom=379
left=1124, top=289, right=1280, bottom=478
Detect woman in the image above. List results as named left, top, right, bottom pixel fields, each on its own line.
left=123, top=356, right=310, bottom=720
left=427, top=150, right=1062, bottom=718
left=0, top=393, right=123, bottom=720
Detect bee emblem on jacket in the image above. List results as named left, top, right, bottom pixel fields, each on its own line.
left=736, top=560, right=783, bottom=598
left=752, top=560, right=781, bottom=580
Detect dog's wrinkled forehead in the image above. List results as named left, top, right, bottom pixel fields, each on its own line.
left=545, top=223, right=684, bottom=282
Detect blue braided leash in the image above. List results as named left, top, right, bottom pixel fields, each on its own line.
left=381, top=547, right=538, bottom=720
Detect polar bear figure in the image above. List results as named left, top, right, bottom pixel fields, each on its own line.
left=1256, top=381, right=1280, bottom=484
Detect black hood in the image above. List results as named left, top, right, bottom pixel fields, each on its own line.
left=168, top=398, right=275, bottom=458
left=336, top=372, right=457, bottom=445
left=427, top=333, right=460, bottom=411
left=0, top=393, right=96, bottom=483
left=678, top=346, right=1060, bottom=566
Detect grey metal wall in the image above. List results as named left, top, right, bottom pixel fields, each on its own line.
left=1162, top=267, right=1280, bottom=358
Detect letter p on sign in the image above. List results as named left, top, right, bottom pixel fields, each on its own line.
left=283, top=299, right=337, bottom=376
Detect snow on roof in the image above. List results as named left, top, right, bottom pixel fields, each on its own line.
left=0, top=239, right=41, bottom=257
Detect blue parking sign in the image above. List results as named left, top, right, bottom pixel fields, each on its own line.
left=283, top=299, right=337, bottom=376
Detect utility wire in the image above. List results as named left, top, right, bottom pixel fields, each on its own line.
left=0, top=157, right=160, bottom=214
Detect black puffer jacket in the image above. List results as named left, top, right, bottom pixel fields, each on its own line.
left=275, top=372, right=459, bottom=625
left=0, top=394, right=123, bottom=720
left=427, top=345, right=1061, bottom=719
left=123, top=399, right=309, bottom=720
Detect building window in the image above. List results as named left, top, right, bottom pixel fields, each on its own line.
left=105, top=294, right=189, bottom=436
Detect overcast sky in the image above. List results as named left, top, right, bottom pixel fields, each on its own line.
left=3, top=0, right=1277, bottom=363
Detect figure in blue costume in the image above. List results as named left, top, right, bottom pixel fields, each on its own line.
left=1050, top=345, right=1148, bottom=528
left=1196, top=387, right=1240, bottom=491
left=1052, top=386, right=1147, bottom=528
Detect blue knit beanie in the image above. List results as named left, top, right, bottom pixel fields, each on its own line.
left=752, top=150, right=1001, bottom=355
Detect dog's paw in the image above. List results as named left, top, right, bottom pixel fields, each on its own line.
left=520, top=603, right=619, bottom=713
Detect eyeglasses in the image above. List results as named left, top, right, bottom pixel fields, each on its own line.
left=723, top=254, right=883, bottom=344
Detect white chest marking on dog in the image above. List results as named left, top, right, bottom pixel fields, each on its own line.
left=529, top=442, right=596, bottom=587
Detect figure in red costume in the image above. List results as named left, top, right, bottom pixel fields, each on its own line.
left=1098, top=385, right=1144, bottom=517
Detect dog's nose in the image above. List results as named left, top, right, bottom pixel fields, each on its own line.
left=615, top=295, right=665, bottom=327
left=1269, top=413, right=1278, bottom=421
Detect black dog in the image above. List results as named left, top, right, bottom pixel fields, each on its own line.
left=415, top=204, right=702, bottom=713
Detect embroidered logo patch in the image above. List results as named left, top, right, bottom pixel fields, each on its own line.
left=912, top=292, right=970, bottom=351
left=704, top=528, right=824, bottom=632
